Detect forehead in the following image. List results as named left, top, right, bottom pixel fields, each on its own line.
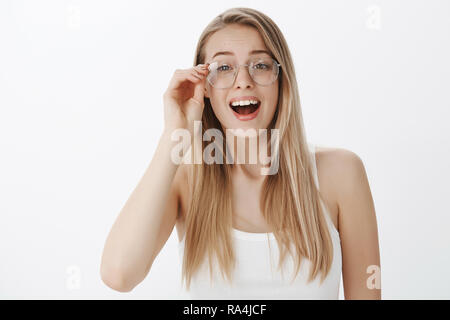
left=204, top=24, right=270, bottom=61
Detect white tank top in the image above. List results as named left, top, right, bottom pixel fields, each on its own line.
left=178, top=143, right=342, bottom=299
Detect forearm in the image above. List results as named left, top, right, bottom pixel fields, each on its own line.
left=100, top=128, right=181, bottom=290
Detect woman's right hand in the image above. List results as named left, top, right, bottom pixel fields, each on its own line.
left=163, top=63, right=209, bottom=133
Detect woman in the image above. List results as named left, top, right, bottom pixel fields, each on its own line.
left=100, top=7, right=381, bottom=300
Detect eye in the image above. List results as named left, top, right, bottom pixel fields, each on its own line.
left=254, top=63, right=269, bottom=70
left=217, top=64, right=232, bottom=72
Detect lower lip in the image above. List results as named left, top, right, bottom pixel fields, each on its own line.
left=230, top=104, right=261, bottom=121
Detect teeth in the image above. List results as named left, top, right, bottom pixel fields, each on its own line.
left=231, top=100, right=259, bottom=106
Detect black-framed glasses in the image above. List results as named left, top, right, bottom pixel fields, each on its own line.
left=206, top=57, right=281, bottom=89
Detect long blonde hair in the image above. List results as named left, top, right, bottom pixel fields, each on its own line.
left=181, top=7, right=334, bottom=290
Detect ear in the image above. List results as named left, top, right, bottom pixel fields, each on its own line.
left=204, top=86, right=210, bottom=99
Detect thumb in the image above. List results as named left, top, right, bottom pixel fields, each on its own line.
left=190, top=79, right=206, bottom=107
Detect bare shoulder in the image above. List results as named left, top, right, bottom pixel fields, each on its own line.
left=315, top=145, right=366, bottom=193
left=315, top=146, right=363, bottom=175
left=315, top=146, right=380, bottom=299
left=315, top=144, right=372, bottom=220
left=314, top=146, right=366, bottom=230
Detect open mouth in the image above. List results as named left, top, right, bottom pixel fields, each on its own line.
left=229, top=101, right=261, bottom=115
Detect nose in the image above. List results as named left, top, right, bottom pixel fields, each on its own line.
left=233, top=65, right=254, bottom=89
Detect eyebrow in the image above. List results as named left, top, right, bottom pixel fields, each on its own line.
left=211, top=49, right=271, bottom=59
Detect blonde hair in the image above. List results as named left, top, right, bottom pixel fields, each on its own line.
left=181, top=7, right=334, bottom=290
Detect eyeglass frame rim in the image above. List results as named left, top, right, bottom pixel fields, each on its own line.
left=205, top=57, right=282, bottom=89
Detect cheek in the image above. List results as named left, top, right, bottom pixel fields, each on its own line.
left=267, top=85, right=279, bottom=113
left=209, top=91, right=228, bottom=113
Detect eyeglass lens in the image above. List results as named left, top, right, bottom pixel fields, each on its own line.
left=207, top=57, right=279, bottom=89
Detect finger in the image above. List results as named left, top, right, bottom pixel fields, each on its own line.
left=195, top=69, right=208, bottom=77
left=167, top=70, right=188, bottom=90
left=168, top=70, right=200, bottom=91
left=192, top=75, right=206, bottom=104
left=174, top=66, right=207, bottom=78
left=188, top=75, right=202, bottom=82
left=191, top=70, right=204, bottom=80
left=195, top=63, right=209, bottom=69
left=166, top=65, right=208, bottom=94
left=192, top=69, right=206, bottom=79
left=194, top=65, right=209, bottom=76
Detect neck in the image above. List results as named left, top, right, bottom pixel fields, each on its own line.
left=224, top=129, right=273, bottom=179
